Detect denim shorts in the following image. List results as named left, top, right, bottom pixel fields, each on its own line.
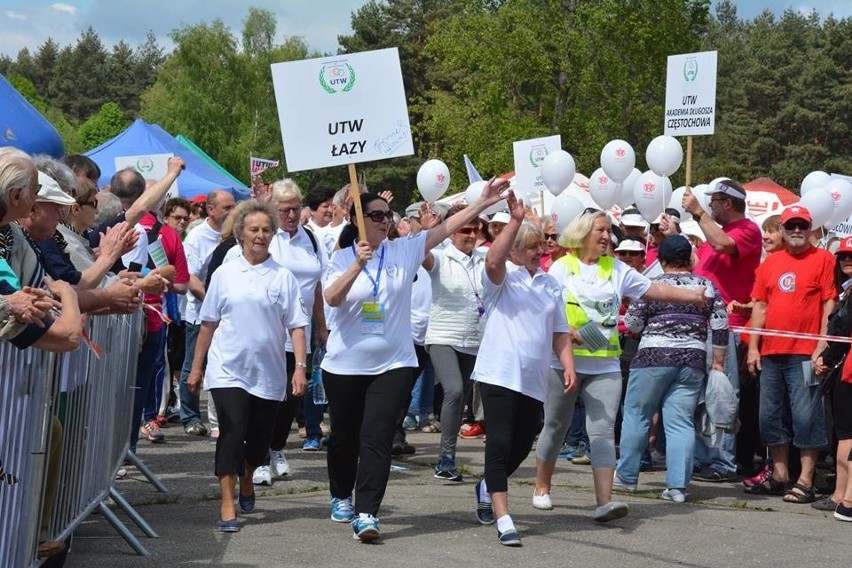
left=758, top=354, right=827, bottom=448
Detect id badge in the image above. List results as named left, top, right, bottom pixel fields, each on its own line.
left=361, top=301, right=385, bottom=335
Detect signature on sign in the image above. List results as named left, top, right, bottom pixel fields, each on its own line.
left=373, top=120, right=410, bottom=155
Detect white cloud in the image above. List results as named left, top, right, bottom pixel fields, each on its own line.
left=5, top=11, right=27, bottom=21
left=52, top=3, right=78, bottom=15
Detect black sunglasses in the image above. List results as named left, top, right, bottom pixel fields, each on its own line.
left=364, top=210, right=394, bottom=223
left=783, top=221, right=811, bottom=231
left=617, top=250, right=644, bottom=257
left=838, top=253, right=852, bottom=261
left=544, top=233, right=559, bottom=241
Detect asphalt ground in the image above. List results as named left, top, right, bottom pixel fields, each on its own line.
left=64, top=411, right=851, bottom=568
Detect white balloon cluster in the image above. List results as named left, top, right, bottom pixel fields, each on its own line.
left=799, top=171, right=852, bottom=228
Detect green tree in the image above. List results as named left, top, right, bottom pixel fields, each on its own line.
left=78, top=102, right=128, bottom=150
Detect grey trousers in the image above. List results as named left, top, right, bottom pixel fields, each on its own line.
left=536, top=369, right=622, bottom=468
left=427, top=344, right=477, bottom=461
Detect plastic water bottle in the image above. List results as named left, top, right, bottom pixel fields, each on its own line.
left=310, top=346, right=327, bottom=405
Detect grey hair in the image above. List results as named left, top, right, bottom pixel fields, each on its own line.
left=232, top=200, right=279, bottom=245
left=93, top=191, right=124, bottom=225
left=271, top=178, right=302, bottom=203
left=513, top=221, right=544, bottom=250
left=333, top=187, right=349, bottom=205
left=0, top=146, right=36, bottom=204
left=33, top=155, right=76, bottom=197
left=558, top=210, right=608, bottom=250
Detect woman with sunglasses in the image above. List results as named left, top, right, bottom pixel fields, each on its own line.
left=533, top=210, right=706, bottom=522
left=541, top=219, right=567, bottom=271
left=421, top=203, right=487, bottom=481
left=322, top=182, right=508, bottom=542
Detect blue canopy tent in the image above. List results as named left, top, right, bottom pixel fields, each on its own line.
left=85, top=119, right=249, bottom=200
left=0, top=74, right=64, bottom=157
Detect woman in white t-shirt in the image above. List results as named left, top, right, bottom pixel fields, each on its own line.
left=471, top=190, right=576, bottom=547
left=322, top=180, right=508, bottom=543
left=532, top=210, right=705, bottom=523
left=187, top=201, right=309, bottom=533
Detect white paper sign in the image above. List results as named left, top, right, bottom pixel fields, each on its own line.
left=664, top=50, right=718, bottom=136
left=114, top=153, right=179, bottom=198
left=271, top=48, right=414, bottom=172
left=512, top=135, right=561, bottom=197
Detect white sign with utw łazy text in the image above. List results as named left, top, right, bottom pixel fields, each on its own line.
left=664, top=50, right=718, bottom=137
left=271, top=47, right=414, bottom=172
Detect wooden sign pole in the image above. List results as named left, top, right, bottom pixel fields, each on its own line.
left=348, top=163, right=367, bottom=242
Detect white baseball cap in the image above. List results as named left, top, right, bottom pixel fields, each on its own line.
left=36, top=171, right=75, bottom=206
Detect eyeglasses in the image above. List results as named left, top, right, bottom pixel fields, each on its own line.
left=277, top=206, right=302, bottom=216
left=544, top=233, right=559, bottom=241
left=80, top=201, right=97, bottom=209
left=617, top=250, right=644, bottom=257
left=364, top=210, right=394, bottom=223
left=170, top=214, right=189, bottom=222
left=838, top=253, right=852, bottom=261
left=783, top=221, right=811, bottom=232
left=456, top=227, right=478, bottom=235
left=709, top=197, right=729, bottom=204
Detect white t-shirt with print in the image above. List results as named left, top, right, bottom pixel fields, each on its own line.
left=200, top=254, right=310, bottom=401
left=321, top=232, right=427, bottom=375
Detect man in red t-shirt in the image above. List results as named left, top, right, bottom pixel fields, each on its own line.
left=746, top=205, right=836, bottom=503
left=675, top=179, right=762, bottom=482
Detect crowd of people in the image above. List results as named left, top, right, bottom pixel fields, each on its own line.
left=1, top=146, right=850, bottom=556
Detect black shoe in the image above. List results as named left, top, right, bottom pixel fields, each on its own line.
left=391, top=442, right=415, bottom=456
left=497, top=528, right=522, bottom=547
left=692, top=468, right=737, bottom=483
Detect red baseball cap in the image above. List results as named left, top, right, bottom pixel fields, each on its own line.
left=838, top=236, right=852, bottom=254
left=779, top=205, right=812, bottom=225
left=190, top=195, right=207, bottom=204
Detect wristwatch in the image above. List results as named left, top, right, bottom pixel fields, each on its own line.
left=295, top=361, right=307, bottom=368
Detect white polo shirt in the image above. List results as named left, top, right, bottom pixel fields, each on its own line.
left=472, top=263, right=569, bottom=403
left=224, top=225, right=325, bottom=352
left=200, top=254, right=310, bottom=401
left=183, top=220, right=221, bottom=325
left=321, top=232, right=427, bottom=375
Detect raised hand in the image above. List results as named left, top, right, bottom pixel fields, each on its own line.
left=506, top=190, right=525, bottom=222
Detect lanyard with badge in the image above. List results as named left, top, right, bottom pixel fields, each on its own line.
left=354, top=244, right=386, bottom=335
left=450, top=255, right=485, bottom=319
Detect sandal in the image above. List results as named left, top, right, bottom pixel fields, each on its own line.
left=744, top=476, right=789, bottom=496
left=783, top=482, right=816, bottom=504
left=421, top=422, right=441, bottom=433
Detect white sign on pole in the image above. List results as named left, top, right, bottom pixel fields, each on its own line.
left=664, top=50, right=718, bottom=137
left=512, top=135, right=561, bottom=197
left=271, top=47, right=414, bottom=172
left=114, top=153, right=178, bottom=198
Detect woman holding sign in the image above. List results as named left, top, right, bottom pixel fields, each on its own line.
left=322, top=180, right=508, bottom=542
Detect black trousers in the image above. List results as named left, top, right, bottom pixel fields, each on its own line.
left=268, top=352, right=299, bottom=453
left=324, top=367, right=416, bottom=516
left=210, top=387, right=280, bottom=476
left=480, top=382, right=544, bottom=494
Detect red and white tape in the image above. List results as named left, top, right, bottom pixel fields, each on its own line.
left=730, top=326, right=852, bottom=344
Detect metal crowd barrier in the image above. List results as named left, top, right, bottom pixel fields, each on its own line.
left=0, top=310, right=164, bottom=568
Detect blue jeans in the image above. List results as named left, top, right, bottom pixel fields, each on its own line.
left=143, top=328, right=167, bottom=423
left=407, top=356, right=434, bottom=421
left=130, top=329, right=166, bottom=452
left=178, top=322, right=203, bottom=426
left=565, top=395, right=589, bottom=447
left=759, top=354, right=827, bottom=448
left=616, top=365, right=704, bottom=489
left=303, top=392, right=325, bottom=440
left=694, top=333, right=740, bottom=475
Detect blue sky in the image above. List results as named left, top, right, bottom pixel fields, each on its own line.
left=1, top=0, right=850, bottom=58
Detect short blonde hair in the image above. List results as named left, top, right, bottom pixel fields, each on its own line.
left=513, top=221, right=543, bottom=250
left=558, top=210, right=608, bottom=250
left=271, top=178, right=302, bottom=203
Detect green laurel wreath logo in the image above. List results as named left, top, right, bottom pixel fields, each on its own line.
left=319, top=63, right=357, bottom=94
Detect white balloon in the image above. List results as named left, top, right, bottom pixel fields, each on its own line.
left=464, top=180, right=487, bottom=205
left=692, top=184, right=712, bottom=213
left=600, top=139, right=636, bottom=183
left=824, top=178, right=852, bottom=227
left=801, top=171, right=831, bottom=195
left=669, top=186, right=687, bottom=217
left=550, top=193, right=585, bottom=232
left=645, top=135, right=683, bottom=177
left=540, top=150, right=576, bottom=196
left=799, top=186, right=834, bottom=227
left=588, top=167, right=620, bottom=210
left=617, top=168, right=642, bottom=208
left=632, top=171, right=673, bottom=222
left=416, top=159, right=451, bottom=202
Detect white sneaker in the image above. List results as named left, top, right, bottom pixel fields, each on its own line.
left=270, top=449, right=290, bottom=477
left=661, top=488, right=686, bottom=503
left=593, top=500, right=629, bottom=522
left=532, top=492, right=553, bottom=510
left=612, top=473, right=638, bottom=493
left=252, top=465, right=272, bottom=486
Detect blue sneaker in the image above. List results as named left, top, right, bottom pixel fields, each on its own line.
left=475, top=479, right=494, bottom=525
left=497, top=528, right=522, bottom=546
left=434, top=456, right=463, bottom=481
left=330, top=496, right=355, bottom=523
left=351, top=513, right=381, bottom=542
left=559, top=443, right=578, bottom=460
left=303, top=437, right=321, bottom=451
left=217, top=518, right=240, bottom=532
left=238, top=492, right=255, bottom=514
